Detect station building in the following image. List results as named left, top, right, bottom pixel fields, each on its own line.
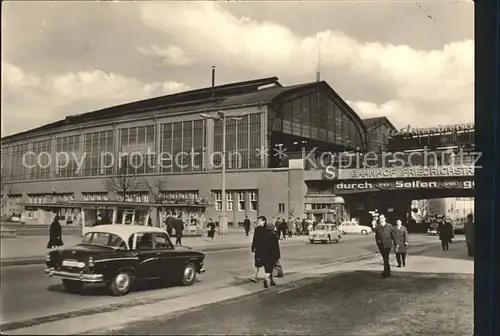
left=1, top=76, right=395, bottom=228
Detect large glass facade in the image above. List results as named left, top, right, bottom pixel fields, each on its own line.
left=275, top=90, right=364, bottom=150
left=29, top=139, right=51, bottom=180
left=160, top=120, right=206, bottom=173
left=83, top=130, right=114, bottom=176
left=8, top=144, right=28, bottom=181
left=55, top=134, right=82, bottom=178
left=119, top=126, right=155, bottom=174
left=214, top=113, right=262, bottom=170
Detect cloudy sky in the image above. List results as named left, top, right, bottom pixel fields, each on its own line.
left=1, top=1, right=473, bottom=137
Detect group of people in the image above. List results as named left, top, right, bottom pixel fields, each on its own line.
left=372, top=214, right=409, bottom=279
left=437, top=214, right=475, bottom=257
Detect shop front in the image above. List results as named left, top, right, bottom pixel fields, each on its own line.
left=304, top=195, right=347, bottom=224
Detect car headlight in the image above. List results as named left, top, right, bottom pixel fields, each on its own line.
left=45, top=253, right=51, bottom=262
left=88, top=257, right=95, bottom=268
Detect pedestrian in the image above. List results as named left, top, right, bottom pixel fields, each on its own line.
left=174, top=216, right=184, bottom=246
left=374, top=214, right=396, bottom=278
left=94, top=213, right=103, bottom=226
left=243, top=216, right=251, bottom=236
left=47, top=215, right=64, bottom=249
left=438, top=217, right=453, bottom=251
left=393, top=219, right=409, bottom=267
left=165, top=214, right=174, bottom=237
left=207, top=218, right=216, bottom=241
left=251, top=216, right=280, bottom=288
left=274, top=217, right=281, bottom=237
left=464, top=213, right=474, bottom=257
left=279, top=219, right=288, bottom=240
left=250, top=216, right=266, bottom=282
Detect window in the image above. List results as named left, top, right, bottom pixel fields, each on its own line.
left=154, top=233, right=173, bottom=250
left=249, top=191, right=258, bottom=211
left=227, top=193, right=233, bottom=211
left=82, top=192, right=109, bottom=201
left=134, top=232, right=154, bottom=250
left=214, top=191, right=222, bottom=211
left=82, top=130, right=115, bottom=177
left=278, top=203, right=285, bottom=213
left=237, top=192, right=245, bottom=211
left=81, top=232, right=127, bottom=250
left=122, top=192, right=149, bottom=203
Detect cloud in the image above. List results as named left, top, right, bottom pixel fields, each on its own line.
left=138, top=45, right=197, bottom=66
left=139, top=2, right=474, bottom=128
left=1, top=62, right=190, bottom=136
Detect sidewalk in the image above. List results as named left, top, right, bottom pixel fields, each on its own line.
left=0, top=230, right=307, bottom=266
left=342, top=237, right=473, bottom=275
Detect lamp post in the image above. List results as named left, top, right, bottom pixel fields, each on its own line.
left=199, top=110, right=246, bottom=235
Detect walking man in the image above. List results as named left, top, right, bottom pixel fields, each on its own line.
left=374, top=214, right=396, bottom=278
left=174, top=215, right=184, bottom=246
left=464, top=214, right=474, bottom=257
left=438, top=218, right=454, bottom=251
left=393, top=219, right=409, bottom=267
left=279, top=218, right=288, bottom=240
left=251, top=216, right=280, bottom=288
left=207, top=218, right=216, bottom=241
left=243, top=216, right=251, bottom=236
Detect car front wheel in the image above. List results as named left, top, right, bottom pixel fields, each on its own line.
left=181, top=262, right=197, bottom=286
left=109, top=271, right=134, bottom=296
left=309, top=239, right=315, bottom=244
left=361, top=229, right=368, bottom=235
left=62, top=279, right=83, bottom=293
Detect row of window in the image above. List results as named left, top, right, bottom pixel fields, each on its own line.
left=213, top=190, right=258, bottom=211
left=82, top=192, right=109, bottom=201
left=273, top=91, right=364, bottom=150
left=3, top=115, right=263, bottom=181
left=27, top=193, right=74, bottom=204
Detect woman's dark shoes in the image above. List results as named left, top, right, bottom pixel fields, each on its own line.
left=270, top=280, right=276, bottom=286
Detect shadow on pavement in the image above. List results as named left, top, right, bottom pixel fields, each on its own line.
left=93, top=270, right=473, bottom=335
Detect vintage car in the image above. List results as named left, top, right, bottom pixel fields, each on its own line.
left=309, top=224, right=342, bottom=244
left=45, top=225, right=205, bottom=296
left=428, top=222, right=439, bottom=235
left=338, top=221, right=372, bottom=235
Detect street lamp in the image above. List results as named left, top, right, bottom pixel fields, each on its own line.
left=199, top=110, right=247, bottom=235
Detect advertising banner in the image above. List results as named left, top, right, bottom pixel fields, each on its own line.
left=333, top=179, right=475, bottom=194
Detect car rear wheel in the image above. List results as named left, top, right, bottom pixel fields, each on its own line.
left=109, top=271, right=134, bottom=296
left=361, top=229, right=368, bottom=235
left=181, top=262, right=197, bottom=286
left=62, top=279, right=83, bottom=293
left=309, top=239, right=315, bottom=244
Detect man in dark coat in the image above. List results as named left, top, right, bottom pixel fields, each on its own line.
left=374, top=214, right=396, bottom=278
left=165, top=215, right=174, bottom=236
left=243, top=216, right=251, bottom=236
left=47, top=216, right=64, bottom=249
left=438, top=218, right=454, bottom=251
left=279, top=219, right=288, bottom=240
left=173, top=216, right=184, bottom=245
left=464, top=214, right=474, bottom=257
left=252, top=215, right=280, bottom=288
left=250, top=217, right=266, bottom=282
left=393, top=219, right=409, bottom=267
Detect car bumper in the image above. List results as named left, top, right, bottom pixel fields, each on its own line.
left=198, top=267, right=206, bottom=274
left=45, top=268, right=104, bottom=283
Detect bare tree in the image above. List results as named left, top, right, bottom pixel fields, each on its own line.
left=146, top=178, right=167, bottom=203
left=413, top=200, right=429, bottom=219
left=104, top=166, right=142, bottom=201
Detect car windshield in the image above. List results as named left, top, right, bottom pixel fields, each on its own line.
left=315, top=225, right=331, bottom=231
left=80, top=232, right=128, bottom=250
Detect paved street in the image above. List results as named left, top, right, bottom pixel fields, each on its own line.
left=1, top=234, right=379, bottom=329
left=87, top=240, right=473, bottom=336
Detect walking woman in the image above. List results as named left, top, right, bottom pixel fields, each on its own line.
left=47, top=216, right=64, bottom=249
left=251, top=216, right=281, bottom=288
left=438, top=217, right=454, bottom=251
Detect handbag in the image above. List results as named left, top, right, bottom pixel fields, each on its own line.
left=273, top=260, right=284, bottom=278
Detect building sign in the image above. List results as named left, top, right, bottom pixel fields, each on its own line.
left=304, top=195, right=345, bottom=204
left=334, top=179, right=474, bottom=194
left=394, top=123, right=474, bottom=136
left=342, top=166, right=474, bottom=180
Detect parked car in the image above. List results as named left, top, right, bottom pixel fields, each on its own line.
left=45, top=225, right=205, bottom=296
left=428, top=222, right=439, bottom=235
left=309, top=224, right=342, bottom=244
left=338, top=221, right=372, bottom=235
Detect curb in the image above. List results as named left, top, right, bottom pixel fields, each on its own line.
left=0, top=239, right=305, bottom=267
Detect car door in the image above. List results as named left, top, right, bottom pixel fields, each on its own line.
left=153, top=232, right=180, bottom=281
left=133, top=232, right=163, bottom=280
